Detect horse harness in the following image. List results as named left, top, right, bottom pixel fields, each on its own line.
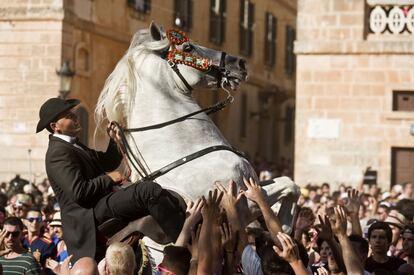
left=115, top=29, right=246, bottom=182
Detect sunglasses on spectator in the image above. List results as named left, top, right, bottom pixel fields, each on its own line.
left=6, top=231, right=20, bottom=238
left=157, top=265, right=175, bottom=275
left=26, top=217, right=42, bottom=223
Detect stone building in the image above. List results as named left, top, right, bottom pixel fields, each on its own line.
left=0, top=0, right=296, bottom=182
left=295, top=0, right=414, bottom=189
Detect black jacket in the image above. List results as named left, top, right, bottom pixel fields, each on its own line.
left=45, top=135, right=122, bottom=262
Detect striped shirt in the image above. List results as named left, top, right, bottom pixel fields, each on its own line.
left=0, top=253, right=40, bottom=275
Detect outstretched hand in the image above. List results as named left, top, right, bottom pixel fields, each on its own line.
left=107, top=122, right=122, bottom=142
left=214, top=180, right=243, bottom=211
left=344, top=189, right=360, bottom=217
left=0, top=229, right=11, bottom=257
left=331, top=206, right=347, bottom=237
left=240, top=177, right=265, bottom=204
left=273, top=232, right=300, bottom=263
left=316, top=215, right=333, bottom=241
left=201, top=189, right=224, bottom=223
left=185, top=198, right=204, bottom=229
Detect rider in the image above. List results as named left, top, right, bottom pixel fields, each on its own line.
left=36, top=97, right=185, bottom=263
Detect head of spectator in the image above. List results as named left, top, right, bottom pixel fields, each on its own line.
left=316, top=239, right=332, bottom=264
left=402, top=224, right=414, bottom=257
left=10, top=193, right=32, bottom=218
left=104, top=242, right=136, bottom=275
left=3, top=216, right=25, bottom=252
left=159, top=245, right=191, bottom=275
left=24, top=207, right=43, bottom=237
left=401, top=182, right=413, bottom=199
left=321, top=183, right=330, bottom=196
left=327, top=253, right=345, bottom=275
left=376, top=204, right=390, bottom=221
left=70, top=257, right=99, bottom=275
left=396, top=199, right=414, bottom=222
left=385, top=211, right=407, bottom=246
left=349, top=234, right=369, bottom=264
left=260, top=244, right=294, bottom=275
left=391, top=184, right=402, bottom=199
left=50, top=211, right=63, bottom=240
left=246, top=227, right=264, bottom=248
left=368, top=221, right=392, bottom=257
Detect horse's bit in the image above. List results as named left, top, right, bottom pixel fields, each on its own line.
left=115, top=29, right=245, bottom=182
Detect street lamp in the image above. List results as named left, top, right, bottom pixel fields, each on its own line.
left=56, top=60, right=75, bottom=99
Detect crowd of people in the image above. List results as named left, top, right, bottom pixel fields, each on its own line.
left=1, top=171, right=414, bottom=275
left=1, top=97, right=414, bottom=275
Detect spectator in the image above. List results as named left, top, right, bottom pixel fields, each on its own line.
left=22, top=207, right=57, bottom=271
left=376, top=204, right=390, bottom=222
left=364, top=221, right=406, bottom=273
left=399, top=223, right=414, bottom=274
left=0, top=217, right=41, bottom=274
left=98, top=242, right=136, bottom=275
left=399, top=182, right=413, bottom=200
left=49, top=211, right=68, bottom=264
left=384, top=210, right=407, bottom=257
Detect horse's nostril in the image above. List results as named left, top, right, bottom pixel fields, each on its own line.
left=239, top=59, right=246, bottom=71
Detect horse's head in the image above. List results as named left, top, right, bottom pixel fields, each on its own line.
left=149, top=22, right=248, bottom=92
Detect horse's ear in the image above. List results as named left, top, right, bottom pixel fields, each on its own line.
left=150, top=21, right=162, bottom=41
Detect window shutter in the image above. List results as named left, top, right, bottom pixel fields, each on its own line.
left=285, top=25, right=295, bottom=75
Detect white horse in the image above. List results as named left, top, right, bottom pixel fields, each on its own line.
left=95, top=23, right=299, bottom=236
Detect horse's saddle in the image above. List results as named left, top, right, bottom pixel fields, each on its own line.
left=98, top=189, right=187, bottom=245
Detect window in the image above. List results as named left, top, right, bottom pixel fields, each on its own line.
left=284, top=106, right=294, bottom=145
left=239, top=0, right=254, bottom=57
left=210, top=0, right=226, bottom=45
left=240, top=93, right=247, bottom=139
left=393, top=91, right=414, bottom=111
left=285, top=25, right=295, bottom=75
left=174, top=0, right=193, bottom=32
left=127, top=0, right=151, bottom=13
left=265, top=12, right=277, bottom=67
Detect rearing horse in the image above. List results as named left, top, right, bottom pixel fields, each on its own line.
left=95, top=23, right=299, bottom=237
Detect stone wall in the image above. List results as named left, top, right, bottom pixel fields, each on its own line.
left=295, top=0, right=414, bottom=189
left=0, top=1, right=64, bottom=182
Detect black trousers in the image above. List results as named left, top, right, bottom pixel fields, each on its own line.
left=93, top=181, right=185, bottom=242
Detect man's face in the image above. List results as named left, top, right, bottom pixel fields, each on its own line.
left=376, top=207, right=388, bottom=221
left=25, top=211, right=42, bottom=234
left=402, top=231, right=414, bottom=256
left=369, top=229, right=390, bottom=255
left=3, top=224, right=22, bottom=250
left=52, top=226, right=63, bottom=239
left=52, top=110, right=81, bottom=137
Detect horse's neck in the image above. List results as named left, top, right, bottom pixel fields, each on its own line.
left=126, top=77, right=229, bottom=180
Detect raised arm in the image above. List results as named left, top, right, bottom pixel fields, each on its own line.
left=197, top=189, right=223, bottom=275
left=175, top=198, right=204, bottom=247
left=331, top=206, right=364, bottom=275
left=344, top=189, right=362, bottom=237
left=273, top=232, right=308, bottom=275
left=241, top=177, right=283, bottom=240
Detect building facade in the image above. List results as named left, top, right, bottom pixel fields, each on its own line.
left=295, top=0, right=414, bottom=189
left=0, top=0, right=296, bottom=182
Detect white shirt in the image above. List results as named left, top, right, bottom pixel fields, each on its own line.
left=53, top=134, right=83, bottom=150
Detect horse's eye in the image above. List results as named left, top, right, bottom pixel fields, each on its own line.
left=183, top=44, right=193, bottom=52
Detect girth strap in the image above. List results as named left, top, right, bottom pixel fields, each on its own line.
left=138, top=145, right=246, bottom=182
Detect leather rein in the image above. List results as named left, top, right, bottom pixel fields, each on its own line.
left=114, top=29, right=246, bottom=182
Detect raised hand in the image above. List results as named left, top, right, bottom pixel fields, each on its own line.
left=221, top=222, right=236, bottom=254
left=190, top=224, right=201, bottom=261
left=240, top=177, right=265, bottom=204
left=316, top=215, right=333, bottom=241
left=295, top=207, right=316, bottom=232
left=201, top=189, right=224, bottom=222
left=314, top=266, right=329, bottom=275
left=331, top=206, right=347, bottom=237
left=345, top=189, right=360, bottom=216
left=214, top=180, right=243, bottom=210
left=0, top=229, right=11, bottom=257
left=273, top=232, right=300, bottom=263
left=185, top=198, right=204, bottom=229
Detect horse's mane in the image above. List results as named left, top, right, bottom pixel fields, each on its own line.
left=94, top=29, right=170, bottom=130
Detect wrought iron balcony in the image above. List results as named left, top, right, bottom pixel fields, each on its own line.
left=367, top=0, right=414, bottom=34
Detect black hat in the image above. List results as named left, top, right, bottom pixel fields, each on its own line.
left=36, top=98, right=80, bottom=133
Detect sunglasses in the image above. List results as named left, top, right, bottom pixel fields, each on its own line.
left=26, top=217, right=42, bottom=223
left=6, top=231, right=20, bottom=238
left=157, top=265, right=175, bottom=275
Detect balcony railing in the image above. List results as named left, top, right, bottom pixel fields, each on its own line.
left=367, top=0, right=414, bottom=34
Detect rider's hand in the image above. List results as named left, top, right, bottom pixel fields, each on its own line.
left=107, top=171, right=124, bottom=185
left=107, top=122, right=122, bottom=142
